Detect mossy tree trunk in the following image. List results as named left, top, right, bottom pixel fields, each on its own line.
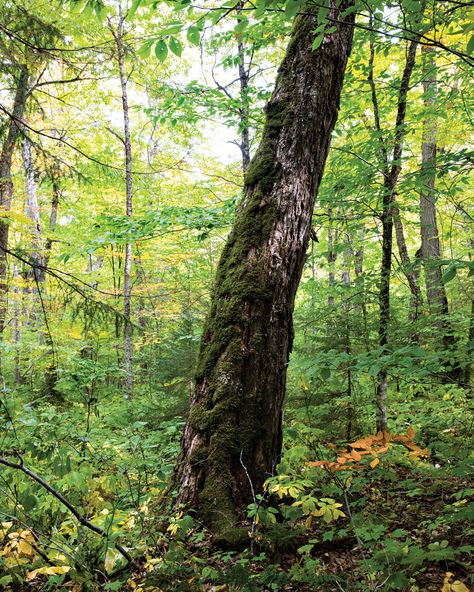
left=174, top=2, right=354, bottom=538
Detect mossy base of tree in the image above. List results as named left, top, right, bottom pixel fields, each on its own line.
left=212, top=527, right=250, bottom=550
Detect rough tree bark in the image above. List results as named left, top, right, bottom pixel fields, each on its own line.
left=0, top=65, right=29, bottom=363
left=419, top=46, right=461, bottom=382
left=419, top=49, right=452, bottom=325
left=174, top=2, right=354, bottom=540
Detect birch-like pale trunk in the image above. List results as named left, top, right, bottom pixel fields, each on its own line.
left=112, top=8, right=134, bottom=400
left=21, top=136, right=45, bottom=330
left=43, top=168, right=61, bottom=398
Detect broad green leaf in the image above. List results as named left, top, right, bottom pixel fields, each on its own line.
left=284, top=0, right=302, bottom=19
left=442, top=266, right=457, bottom=284
left=186, top=26, right=201, bottom=46
left=467, top=34, right=474, bottom=55
left=127, top=0, right=144, bottom=20
left=169, top=36, right=183, bottom=57
left=155, top=39, right=168, bottom=62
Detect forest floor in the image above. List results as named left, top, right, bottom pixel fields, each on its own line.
left=120, top=460, right=473, bottom=592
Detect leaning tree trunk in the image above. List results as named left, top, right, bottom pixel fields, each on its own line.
left=174, top=2, right=354, bottom=539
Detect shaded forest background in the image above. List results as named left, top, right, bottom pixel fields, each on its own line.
left=0, top=0, right=472, bottom=590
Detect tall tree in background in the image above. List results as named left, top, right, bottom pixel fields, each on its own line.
left=0, top=65, right=29, bottom=362
left=110, top=7, right=134, bottom=400
left=368, top=5, right=425, bottom=432
left=418, top=45, right=460, bottom=383
left=174, top=1, right=355, bottom=538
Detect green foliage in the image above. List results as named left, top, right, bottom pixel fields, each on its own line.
left=0, top=0, right=473, bottom=590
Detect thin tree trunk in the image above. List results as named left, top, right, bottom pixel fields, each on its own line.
left=43, top=168, right=60, bottom=398
left=392, top=200, right=423, bottom=326
left=44, top=168, right=60, bottom=268
left=419, top=49, right=451, bottom=324
left=464, top=238, right=474, bottom=386
left=341, top=241, right=353, bottom=439
left=238, top=39, right=250, bottom=172
left=327, top=207, right=337, bottom=306
left=174, top=2, right=354, bottom=539
left=21, top=136, right=44, bottom=330
left=368, top=9, right=424, bottom=432
left=112, top=9, right=134, bottom=400
left=235, top=0, right=250, bottom=171
left=12, top=264, right=22, bottom=384
left=0, top=66, right=29, bottom=365
left=419, top=46, right=461, bottom=382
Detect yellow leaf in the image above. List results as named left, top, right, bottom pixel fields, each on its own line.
left=105, top=548, right=124, bottom=574
left=442, top=573, right=455, bottom=592
left=351, top=450, right=362, bottom=461
left=451, top=580, right=470, bottom=592
left=27, top=565, right=70, bottom=581
left=369, top=458, right=380, bottom=469
left=17, top=539, right=35, bottom=557
left=407, top=427, right=415, bottom=440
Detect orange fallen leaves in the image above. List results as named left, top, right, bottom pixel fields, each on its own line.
left=306, top=428, right=430, bottom=473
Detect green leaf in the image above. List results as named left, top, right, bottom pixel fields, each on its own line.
left=160, top=22, right=183, bottom=36
left=169, top=36, right=183, bottom=57
left=186, top=26, right=201, bottom=46
left=127, top=0, right=144, bottom=20
left=442, top=266, right=457, bottom=284
left=284, top=0, right=302, bottom=19
left=312, top=32, right=324, bottom=50
left=21, top=493, right=38, bottom=511
left=137, top=39, right=155, bottom=58
left=467, top=33, right=474, bottom=55
left=234, top=17, right=248, bottom=34
left=321, top=367, right=331, bottom=379
left=155, top=39, right=168, bottom=62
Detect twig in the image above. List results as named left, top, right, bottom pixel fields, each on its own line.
left=0, top=455, right=132, bottom=565
left=239, top=450, right=259, bottom=555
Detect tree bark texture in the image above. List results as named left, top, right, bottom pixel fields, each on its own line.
left=174, top=3, right=354, bottom=537
left=0, top=66, right=29, bottom=349
left=419, top=47, right=449, bottom=321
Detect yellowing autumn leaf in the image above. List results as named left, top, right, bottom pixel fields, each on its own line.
left=451, top=582, right=470, bottom=592
left=370, top=457, right=380, bottom=469
left=441, top=572, right=471, bottom=592
left=105, top=548, right=125, bottom=574
left=26, top=565, right=70, bottom=581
